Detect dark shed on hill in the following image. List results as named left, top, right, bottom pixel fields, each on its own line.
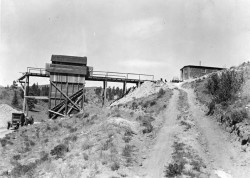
left=180, top=65, right=225, bottom=81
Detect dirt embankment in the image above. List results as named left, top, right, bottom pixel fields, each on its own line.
left=0, top=82, right=174, bottom=178
left=0, top=104, right=21, bottom=128
left=183, top=87, right=250, bottom=178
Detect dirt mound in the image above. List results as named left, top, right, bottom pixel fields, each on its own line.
left=0, top=104, right=20, bottom=128
left=111, top=81, right=168, bottom=106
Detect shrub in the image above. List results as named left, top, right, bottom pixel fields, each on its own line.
left=122, top=145, right=134, bottom=158
left=0, top=138, right=8, bottom=147
left=132, top=102, right=137, bottom=110
left=206, top=73, right=220, bottom=95
left=83, top=153, right=89, bottom=160
left=230, top=108, right=248, bottom=125
left=12, top=154, right=21, bottom=161
left=50, top=143, right=69, bottom=159
left=11, top=162, right=36, bottom=177
left=51, top=126, right=59, bottom=132
left=11, top=152, right=49, bottom=178
left=69, top=127, right=77, bottom=133
left=83, top=112, right=89, bottom=118
left=157, top=88, right=165, bottom=98
left=102, top=136, right=113, bottom=151
left=82, top=140, right=93, bottom=150
left=129, top=111, right=134, bottom=117
left=39, top=151, right=49, bottom=162
left=150, top=101, right=156, bottom=106
left=136, top=115, right=154, bottom=134
left=164, top=163, right=184, bottom=177
left=206, top=70, right=244, bottom=103
left=110, top=162, right=120, bottom=171
left=64, top=135, right=78, bottom=144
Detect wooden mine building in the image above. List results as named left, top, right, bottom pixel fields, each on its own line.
left=17, top=55, right=154, bottom=119
left=180, top=65, right=224, bottom=81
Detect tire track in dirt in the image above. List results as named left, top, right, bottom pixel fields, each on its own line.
left=141, top=89, right=180, bottom=178
left=183, top=87, right=250, bottom=178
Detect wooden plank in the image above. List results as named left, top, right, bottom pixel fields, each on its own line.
left=51, top=90, right=82, bottom=119
left=50, top=64, right=87, bottom=70
left=51, top=55, right=87, bottom=65
left=48, top=110, right=65, bottom=117
left=102, top=81, right=107, bottom=106
left=46, top=67, right=87, bottom=75
left=51, top=88, right=83, bottom=111
left=22, top=76, right=27, bottom=114
left=123, top=81, right=127, bottom=95
left=25, top=96, right=49, bottom=100
left=51, top=81, right=81, bottom=111
left=65, top=77, right=68, bottom=115
left=67, top=94, right=83, bottom=115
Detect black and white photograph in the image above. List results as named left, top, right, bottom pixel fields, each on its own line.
left=1, top=0, right=250, bottom=177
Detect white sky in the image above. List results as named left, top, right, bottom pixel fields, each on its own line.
left=1, top=0, right=250, bottom=86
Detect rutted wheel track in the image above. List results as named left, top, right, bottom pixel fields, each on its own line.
left=183, top=87, right=250, bottom=178
left=140, top=86, right=250, bottom=178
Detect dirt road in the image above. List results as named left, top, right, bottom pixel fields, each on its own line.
left=184, top=88, right=250, bottom=178
left=142, top=89, right=180, bottom=178
left=140, top=86, right=250, bottom=178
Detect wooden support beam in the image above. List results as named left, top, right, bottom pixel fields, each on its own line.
left=65, top=76, right=68, bottom=115
left=20, top=83, right=24, bottom=91
left=48, top=110, right=65, bottom=117
left=123, top=81, right=127, bottom=95
left=60, top=79, right=62, bottom=105
left=48, top=82, right=52, bottom=110
left=50, top=88, right=83, bottom=111
left=81, top=82, right=85, bottom=110
left=67, top=94, right=83, bottom=115
left=102, top=81, right=107, bottom=106
left=22, top=76, right=27, bottom=114
left=55, top=82, right=57, bottom=107
left=25, top=96, right=49, bottom=100
left=51, top=81, right=81, bottom=111
left=51, top=90, right=83, bottom=119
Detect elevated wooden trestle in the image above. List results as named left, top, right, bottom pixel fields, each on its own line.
left=17, top=55, right=154, bottom=119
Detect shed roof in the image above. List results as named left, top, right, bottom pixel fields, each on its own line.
left=180, top=65, right=225, bottom=71
left=51, top=55, right=87, bottom=65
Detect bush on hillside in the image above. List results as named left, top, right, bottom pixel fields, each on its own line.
left=157, top=88, right=165, bottom=98
left=50, top=143, right=69, bottom=159
left=206, top=70, right=244, bottom=103
left=230, top=108, right=248, bottom=126
left=136, top=115, right=154, bottom=134
left=164, top=163, right=184, bottom=177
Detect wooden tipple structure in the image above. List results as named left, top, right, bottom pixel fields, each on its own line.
left=46, top=55, right=89, bottom=119
left=18, top=55, right=154, bottom=119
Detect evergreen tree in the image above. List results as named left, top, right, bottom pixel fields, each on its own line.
left=20, top=88, right=24, bottom=99
left=11, top=81, right=18, bottom=90
left=11, top=90, right=19, bottom=106
left=95, top=87, right=102, bottom=96
left=27, top=93, right=35, bottom=110
left=112, top=86, right=116, bottom=97
left=115, top=87, right=120, bottom=96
